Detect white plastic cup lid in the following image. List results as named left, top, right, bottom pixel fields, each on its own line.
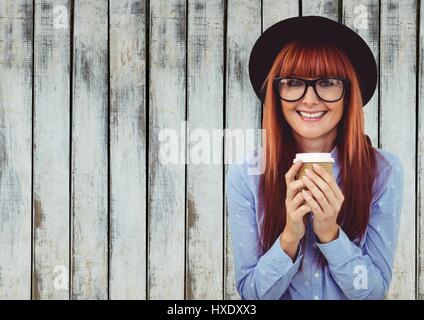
left=293, top=152, right=335, bottom=163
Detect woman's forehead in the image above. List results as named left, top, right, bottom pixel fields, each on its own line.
left=286, top=71, right=341, bottom=78
left=287, top=73, right=339, bottom=78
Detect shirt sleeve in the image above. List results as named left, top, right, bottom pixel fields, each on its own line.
left=226, top=162, right=303, bottom=300
left=315, top=153, right=404, bottom=299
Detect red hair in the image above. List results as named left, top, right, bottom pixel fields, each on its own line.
left=258, top=39, right=378, bottom=264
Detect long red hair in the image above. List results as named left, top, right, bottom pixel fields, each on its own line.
left=258, top=39, right=378, bottom=262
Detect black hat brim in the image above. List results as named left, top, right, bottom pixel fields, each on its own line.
left=248, top=15, right=377, bottom=107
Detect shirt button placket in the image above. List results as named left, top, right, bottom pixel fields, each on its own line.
left=312, top=268, right=321, bottom=300
left=311, top=234, right=322, bottom=300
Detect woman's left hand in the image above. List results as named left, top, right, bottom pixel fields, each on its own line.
left=301, top=163, right=345, bottom=243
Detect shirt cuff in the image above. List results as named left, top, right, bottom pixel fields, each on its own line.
left=261, top=234, right=303, bottom=275
left=315, top=227, right=356, bottom=267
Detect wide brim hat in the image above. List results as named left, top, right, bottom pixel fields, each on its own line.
left=248, top=15, right=377, bottom=107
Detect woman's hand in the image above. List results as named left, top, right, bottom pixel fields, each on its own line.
left=282, top=160, right=311, bottom=244
left=301, top=163, right=345, bottom=243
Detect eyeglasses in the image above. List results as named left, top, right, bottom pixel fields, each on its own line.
left=273, top=77, right=350, bottom=102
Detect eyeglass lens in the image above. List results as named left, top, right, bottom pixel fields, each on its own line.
left=278, top=78, right=344, bottom=102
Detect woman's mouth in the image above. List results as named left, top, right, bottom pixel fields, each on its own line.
left=296, top=110, right=328, bottom=122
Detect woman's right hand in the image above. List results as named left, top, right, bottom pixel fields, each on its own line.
left=281, top=160, right=311, bottom=245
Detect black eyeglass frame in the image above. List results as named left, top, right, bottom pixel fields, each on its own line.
left=273, top=76, right=350, bottom=103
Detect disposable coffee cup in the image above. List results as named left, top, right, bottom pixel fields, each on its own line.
left=293, top=153, right=335, bottom=180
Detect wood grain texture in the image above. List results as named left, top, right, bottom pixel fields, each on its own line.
left=380, top=0, right=416, bottom=300
left=33, top=0, right=70, bottom=299
left=262, top=0, right=299, bottom=30
left=418, top=0, right=424, bottom=300
left=302, top=0, right=338, bottom=20
left=0, top=0, right=421, bottom=301
left=109, top=0, right=147, bottom=300
left=0, top=0, right=33, bottom=300
left=224, top=0, right=262, bottom=300
left=71, top=0, right=108, bottom=299
left=148, top=0, right=186, bottom=299
left=186, top=0, right=224, bottom=300
left=342, top=0, right=379, bottom=146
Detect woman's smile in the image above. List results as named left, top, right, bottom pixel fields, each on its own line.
left=295, top=110, right=328, bottom=122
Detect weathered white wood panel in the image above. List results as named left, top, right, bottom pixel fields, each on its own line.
left=342, top=1, right=379, bottom=146
left=148, top=0, right=186, bottom=299
left=263, top=0, right=299, bottom=30
left=224, top=0, right=262, bottom=300
left=109, top=0, right=147, bottom=300
left=0, top=0, right=421, bottom=301
left=418, top=0, right=424, bottom=300
left=71, top=0, right=108, bottom=299
left=380, top=0, right=416, bottom=300
left=33, top=0, right=70, bottom=299
left=186, top=0, right=224, bottom=299
left=302, top=0, right=338, bottom=20
left=0, top=0, right=33, bottom=300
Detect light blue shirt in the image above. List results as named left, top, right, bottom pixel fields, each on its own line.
left=226, top=145, right=404, bottom=300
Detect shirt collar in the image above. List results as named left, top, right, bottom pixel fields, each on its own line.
left=330, top=144, right=338, bottom=162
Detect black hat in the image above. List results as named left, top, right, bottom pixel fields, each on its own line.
left=248, top=15, right=377, bottom=107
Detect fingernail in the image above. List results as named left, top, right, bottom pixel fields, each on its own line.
left=313, top=163, right=319, bottom=169
left=305, top=169, right=311, bottom=176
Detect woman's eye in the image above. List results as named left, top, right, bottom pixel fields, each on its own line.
left=287, top=79, right=303, bottom=87
left=319, top=79, right=340, bottom=87
left=319, top=79, right=333, bottom=87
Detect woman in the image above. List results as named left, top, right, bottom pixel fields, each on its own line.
left=226, top=16, right=404, bottom=300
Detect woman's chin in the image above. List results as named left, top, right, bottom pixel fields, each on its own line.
left=294, top=129, right=328, bottom=140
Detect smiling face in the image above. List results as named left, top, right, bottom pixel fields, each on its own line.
left=280, top=77, right=344, bottom=147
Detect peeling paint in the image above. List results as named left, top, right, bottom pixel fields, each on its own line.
left=34, top=198, right=42, bottom=230
left=131, top=1, right=141, bottom=15
left=186, top=197, right=199, bottom=299
left=187, top=197, right=199, bottom=232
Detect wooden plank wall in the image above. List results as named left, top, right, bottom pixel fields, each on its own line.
left=0, top=0, right=421, bottom=300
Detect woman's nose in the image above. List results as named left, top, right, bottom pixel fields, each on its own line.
left=301, top=86, right=320, bottom=104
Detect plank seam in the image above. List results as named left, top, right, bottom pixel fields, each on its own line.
left=184, top=0, right=188, bottom=300
left=107, top=0, right=111, bottom=301
left=145, top=0, right=150, bottom=301
left=222, top=0, right=228, bottom=300
left=378, top=0, right=381, bottom=148
left=415, top=0, right=421, bottom=301
left=69, top=0, right=75, bottom=300
left=31, top=0, right=35, bottom=301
